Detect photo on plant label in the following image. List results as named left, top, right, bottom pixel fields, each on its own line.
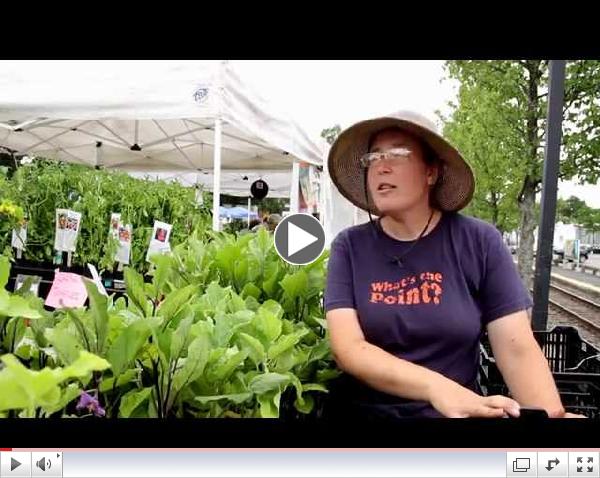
left=155, top=227, right=167, bottom=242
left=58, top=213, right=67, bottom=230
left=67, top=217, right=79, bottom=231
left=118, top=226, right=131, bottom=242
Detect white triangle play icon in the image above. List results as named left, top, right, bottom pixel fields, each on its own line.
left=288, top=221, right=318, bottom=257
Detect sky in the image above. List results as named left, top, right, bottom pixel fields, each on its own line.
left=231, top=60, right=600, bottom=208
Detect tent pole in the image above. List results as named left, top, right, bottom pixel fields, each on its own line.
left=212, top=117, right=222, bottom=232
left=95, top=141, right=103, bottom=168
left=248, top=196, right=251, bottom=228
left=290, top=160, right=300, bottom=214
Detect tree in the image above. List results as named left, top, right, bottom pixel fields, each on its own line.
left=441, top=84, right=523, bottom=234
left=441, top=60, right=600, bottom=289
left=557, top=196, right=600, bottom=232
left=556, top=196, right=588, bottom=224
left=321, top=125, right=341, bottom=145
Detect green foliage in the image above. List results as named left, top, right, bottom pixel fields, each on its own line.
left=0, top=160, right=211, bottom=271
left=0, top=228, right=337, bottom=419
left=557, top=196, right=600, bottom=232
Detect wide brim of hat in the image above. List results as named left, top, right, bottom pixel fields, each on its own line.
left=327, top=116, right=475, bottom=214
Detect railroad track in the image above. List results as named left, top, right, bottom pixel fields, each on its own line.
left=548, top=283, right=600, bottom=329
left=542, top=283, right=600, bottom=347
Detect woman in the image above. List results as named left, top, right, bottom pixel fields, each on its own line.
left=325, top=110, right=583, bottom=419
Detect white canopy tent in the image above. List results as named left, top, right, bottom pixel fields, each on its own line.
left=0, top=60, right=325, bottom=230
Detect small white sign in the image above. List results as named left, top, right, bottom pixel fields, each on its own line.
left=146, top=220, right=172, bottom=262
left=115, top=224, right=132, bottom=265
left=11, top=224, right=27, bottom=250
left=54, top=209, right=82, bottom=252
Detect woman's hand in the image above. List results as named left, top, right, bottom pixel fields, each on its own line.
left=428, top=376, right=521, bottom=418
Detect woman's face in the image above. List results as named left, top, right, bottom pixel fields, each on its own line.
left=366, top=129, right=437, bottom=215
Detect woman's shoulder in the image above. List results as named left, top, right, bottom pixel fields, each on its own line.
left=446, top=213, right=505, bottom=254
left=332, top=222, right=375, bottom=246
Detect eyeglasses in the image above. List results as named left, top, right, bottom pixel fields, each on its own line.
left=359, top=147, right=413, bottom=168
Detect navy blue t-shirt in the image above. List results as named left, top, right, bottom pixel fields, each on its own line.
left=324, top=212, right=533, bottom=417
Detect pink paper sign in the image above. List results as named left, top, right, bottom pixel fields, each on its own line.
left=45, top=271, right=89, bottom=309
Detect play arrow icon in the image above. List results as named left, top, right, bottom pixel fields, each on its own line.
left=10, top=458, right=21, bottom=471
left=287, top=222, right=318, bottom=257
left=274, top=213, right=325, bottom=266
left=546, top=458, right=560, bottom=471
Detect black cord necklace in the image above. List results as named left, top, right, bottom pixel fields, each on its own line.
left=383, top=209, right=436, bottom=268
left=363, top=168, right=436, bottom=269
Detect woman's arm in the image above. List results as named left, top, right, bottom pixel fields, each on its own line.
left=487, top=310, right=582, bottom=417
left=327, top=308, right=521, bottom=418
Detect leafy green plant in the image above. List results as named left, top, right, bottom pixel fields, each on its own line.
left=0, top=226, right=338, bottom=419
left=0, top=350, right=110, bottom=417
left=1, top=160, right=211, bottom=272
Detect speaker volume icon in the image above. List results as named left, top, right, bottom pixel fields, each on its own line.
left=36, top=457, right=52, bottom=471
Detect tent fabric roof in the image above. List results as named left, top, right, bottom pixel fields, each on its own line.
left=0, top=61, right=325, bottom=182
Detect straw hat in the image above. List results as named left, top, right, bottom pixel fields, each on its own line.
left=327, top=110, right=475, bottom=214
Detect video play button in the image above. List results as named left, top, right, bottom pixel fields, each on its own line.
left=1, top=452, right=31, bottom=477
left=274, top=213, right=325, bottom=265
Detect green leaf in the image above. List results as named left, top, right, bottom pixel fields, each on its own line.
left=236, top=332, right=266, bottom=366
left=280, top=270, right=309, bottom=301
left=233, top=257, right=250, bottom=290
left=253, top=301, right=283, bottom=345
left=273, top=348, right=309, bottom=373
left=262, top=261, right=281, bottom=298
left=241, top=283, right=262, bottom=301
left=215, top=243, right=243, bottom=282
left=267, top=330, right=308, bottom=360
left=195, top=393, right=253, bottom=405
left=257, top=390, right=281, bottom=418
left=0, top=256, right=9, bottom=289
left=308, top=338, right=331, bottom=362
left=0, top=290, right=43, bottom=319
left=57, top=351, right=111, bottom=380
left=214, top=310, right=253, bottom=347
left=0, top=351, right=110, bottom=413
left=107, top=320, right=153, bottom=378
left=14, top=333, right=38, bottom=361
left=172, top=334, right=211, bottom=395
left=119, top=387, right=153, bottom=418
left=45, top=327, right=84, bottom=365
left=83, top=280, right=110, bottom=355
left=209, top=349, right=248, bottom=382
left=294, top=394, right=314, bottom=414
left=302, top=383, right=329, bottom=393
left=201, top=282, right=230, bottom=315
left=99, top=369, right=138, bottom=393
left=170, top=316, right=193, bottom=360
left=227, top=291, right=248, bottom=314
left=249, top=373, right=291, bottom=394
left=316, top=368, right=342, bottom=382
left=65, top=308, right=93, bottom=352
left=157, top=285, right=197, bottom=324
left=149, top=253, right=172, bottom=297
left=124, top=268, right=150, bottom=317
left=43, top=383, right=81, bottom=416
